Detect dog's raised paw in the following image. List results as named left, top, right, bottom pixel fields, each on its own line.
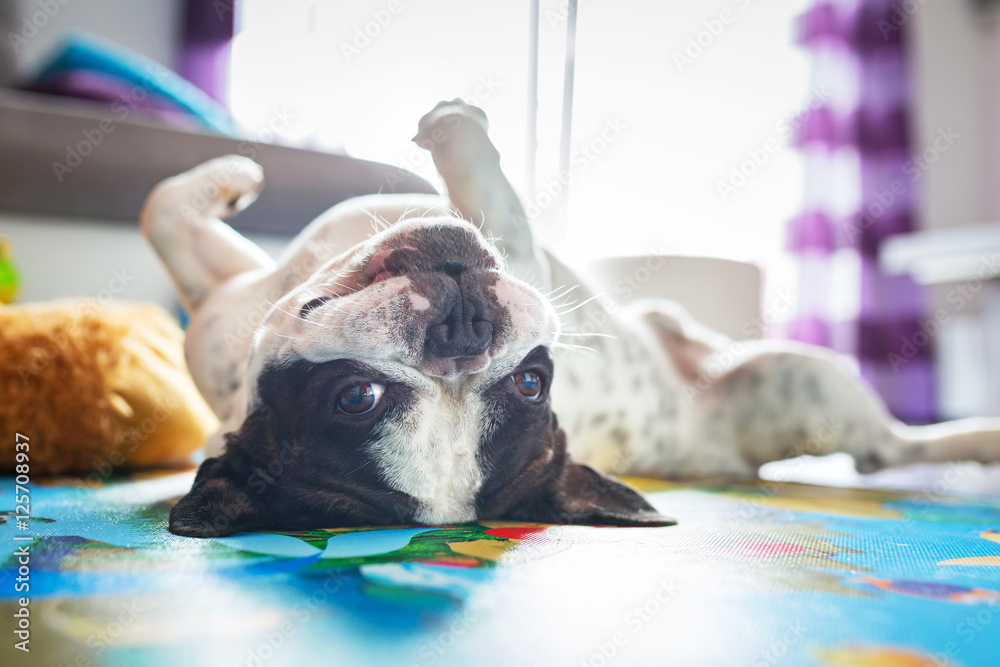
left=182, top=154, right=265, bottom=219
left=413, top=98, right=490, bottom=148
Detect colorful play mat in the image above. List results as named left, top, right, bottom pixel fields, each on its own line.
left=2, top=470, right=999, bottom=666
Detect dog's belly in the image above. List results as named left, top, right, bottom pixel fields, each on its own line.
left=544, top=257, right=685, bottom=476
left=552, top=335, right=685, bottom=476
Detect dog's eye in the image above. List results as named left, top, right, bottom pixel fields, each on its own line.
left=300, top=296, right=332, bottom=318
left=511, top=370, right=544, bottom=400
left=337, top=382, right=385, bottom=415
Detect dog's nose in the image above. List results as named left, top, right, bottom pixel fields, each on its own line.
left=425, top=289, right=493, bottom=359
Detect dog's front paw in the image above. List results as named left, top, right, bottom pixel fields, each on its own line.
left=414, top=99, right=491, bottom=150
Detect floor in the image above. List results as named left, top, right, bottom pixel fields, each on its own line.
left=2, top=464, right=999, bottom=666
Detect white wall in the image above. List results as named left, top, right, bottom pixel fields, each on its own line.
left=0, top=213, right=289, bottom=317
left=912, top=0, right=1000, bottom=231
left=911, top=0, right=992, bottom=232
left=984, top=8, right=1000, bottom=219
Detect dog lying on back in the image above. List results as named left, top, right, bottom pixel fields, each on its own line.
left=142, top=100, right=1000, bottom=537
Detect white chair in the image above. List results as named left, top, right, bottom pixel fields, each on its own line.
left=584, top=255, right=762, bottom=341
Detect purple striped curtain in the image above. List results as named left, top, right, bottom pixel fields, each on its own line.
left=784, top=0, right=935, bottom=424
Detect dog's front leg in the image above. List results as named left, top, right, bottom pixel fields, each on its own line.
left=415, top=100, right=550, bottom=289
left=140, top=155, right=274, bottom=313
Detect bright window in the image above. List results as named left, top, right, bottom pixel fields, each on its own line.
left=230, top=0, right=810, bottom=264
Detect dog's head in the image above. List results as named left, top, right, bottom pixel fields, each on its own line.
left=170, top=216, right=674, bottom=536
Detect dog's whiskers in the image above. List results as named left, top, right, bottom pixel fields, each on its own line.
left=554, top=331, right=617, bottom=339
left=401, top=203, right=418, bottom=220
left=551, top=292, right=581, bottom=309
left=551, top=341, right=600, bottom=356
left=324, top=281, right=359, bottom=294
left=409, top=205, right=456, bottom=220
left=545, top=284, right=577, bottom=299
left=362, top=208, right=394, bottom=236
left=265, top=300, right=332, bottom=328
left=343, top=458, right=375, bottom=477
left=555, top=293, right=605, bottom=315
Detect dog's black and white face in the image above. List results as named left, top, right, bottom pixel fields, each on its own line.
left=169, top=215, right=671, bottom=536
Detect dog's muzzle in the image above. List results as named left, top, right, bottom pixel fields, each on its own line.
left=359, top=222, right=506, bottom=370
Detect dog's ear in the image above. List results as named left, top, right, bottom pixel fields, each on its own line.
left=550, top=461, right=677, bottom=527
left=483, top=414, right=676, bottom=527
left=169, top=406, right=278, bottom=538
left=169, top=455, right=262, bottom=537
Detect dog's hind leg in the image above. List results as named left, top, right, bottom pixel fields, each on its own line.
left=415, top=100, right=550, bottom=288
left=140, top=155, right=274, bottom=312
left=879, top=418, right=1000, bottom=469
left=682, top=341, right=1000, bottom=476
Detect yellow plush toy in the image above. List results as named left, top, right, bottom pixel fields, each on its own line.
left=0, top=299, right=217, bottom=476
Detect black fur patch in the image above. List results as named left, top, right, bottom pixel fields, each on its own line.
left=476, top=346, right=556, bottom=501
left=475, top=346, right=676, bottom=527
left=170, top=359, right=419, bottom=537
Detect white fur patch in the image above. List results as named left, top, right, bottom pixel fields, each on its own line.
left=370, top=384, right=486, bottom=524
left=409, top=293, right=431, bottom=311
left=491, top=281, right=553, bottom=345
